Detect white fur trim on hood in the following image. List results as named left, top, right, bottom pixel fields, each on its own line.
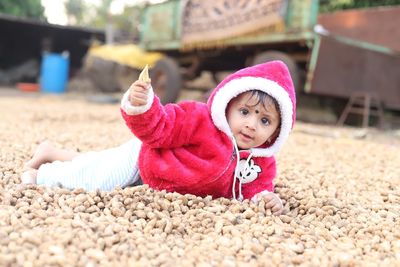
left=211, top=77, right=293, bottom=157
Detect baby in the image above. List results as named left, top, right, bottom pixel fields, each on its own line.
left=23, top=60, right=296, bottom=215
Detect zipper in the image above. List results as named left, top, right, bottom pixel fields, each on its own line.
left=209, top=149, right=236, bottom=183
left=191, top=149, right=236, bottom=191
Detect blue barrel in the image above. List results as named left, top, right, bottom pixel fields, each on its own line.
left=40, top=53, right=69, bottom=93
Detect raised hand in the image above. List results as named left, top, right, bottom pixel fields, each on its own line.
left=129, top=65, right=152, bottom=106
left=129, top=80, right=150, bottom=106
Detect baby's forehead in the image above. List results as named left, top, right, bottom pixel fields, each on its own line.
left=229, top=91, right=281, bottom=118
left=232, top=91, right=267, bottom=107
left=232, top=91, right=254, bottom=103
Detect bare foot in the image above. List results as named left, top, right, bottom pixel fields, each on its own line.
left=25, top=141, right=55, bottom=169
left=21, top=169, right=38, bottom=184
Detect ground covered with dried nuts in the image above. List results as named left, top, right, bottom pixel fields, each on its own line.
left=1, top=96, right=400, bottom=266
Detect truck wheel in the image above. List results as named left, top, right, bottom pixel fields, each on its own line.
left=150, top=57, right=182, bottom=104
left=252, top=51, right=300, bottom=93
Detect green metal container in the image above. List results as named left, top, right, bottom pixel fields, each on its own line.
left=138, top=0, right=320, bottom=103
left=140, top=0, right=319, bottom=51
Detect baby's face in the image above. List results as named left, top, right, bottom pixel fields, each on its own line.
left=226, top=92, right=280, bottom=150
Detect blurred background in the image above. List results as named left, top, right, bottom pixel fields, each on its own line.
left=0, top=0, right=399, bottom=128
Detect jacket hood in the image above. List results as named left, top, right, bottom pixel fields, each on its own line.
left=207, top=60, right=296, bottom=157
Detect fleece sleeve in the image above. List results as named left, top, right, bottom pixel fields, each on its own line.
left=121, top=89, right=208, bottom=149
left=241, top=157, right=276, bottom=200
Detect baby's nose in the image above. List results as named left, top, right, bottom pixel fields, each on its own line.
left=245, top=116, right=257, bottom=129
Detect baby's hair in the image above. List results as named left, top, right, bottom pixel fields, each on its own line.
left=247, top=90, right=280, bottom=117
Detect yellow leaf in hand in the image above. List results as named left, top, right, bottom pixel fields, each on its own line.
left=138, top=64, right=151, bottom=83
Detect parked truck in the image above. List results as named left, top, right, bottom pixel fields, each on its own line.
left=139, top=0, right=319, bottom=103
left=138, top=0, right=400, bottom=121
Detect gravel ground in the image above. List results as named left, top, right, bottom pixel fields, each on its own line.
left=0, top=95, right=399, bottom=266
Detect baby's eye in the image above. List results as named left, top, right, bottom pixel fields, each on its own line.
left=261, top=117, right=270, bottom=125
left=240, top=108, right=249, bottom=116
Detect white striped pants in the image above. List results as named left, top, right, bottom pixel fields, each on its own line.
left=37, top=138, right=141, bottom=191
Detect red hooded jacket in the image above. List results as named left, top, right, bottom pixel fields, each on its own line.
left=121, top=61, right=296, bottom=200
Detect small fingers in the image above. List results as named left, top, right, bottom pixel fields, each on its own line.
left=130, top=93, right=148, bottom=106
left=271, top=204, right=281, bottom=212
left=254, top=192, right=284, bottom=216
left=130, top=82, right=149, bottom=93
left=129, top=81, right=150, bottom=106
left=262, top=193, right=283, bottom=216
left=131, top=99, right=147, bottom=106
left=133, top=80, right=149, bottom=88
left=131, top=86, right=148, bottom=94
left=264, top=199, right=275, bottom=209
left=273, top=209, right=283, bottom=216
left=265, top=201, right=283, bottom=216
left=131, top=90, right=148, bottom=99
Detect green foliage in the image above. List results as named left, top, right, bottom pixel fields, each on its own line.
left=65, top=0, right=86, bottom=25
left=64, top=0, right=144, bottom=41
left=87, top=0, right=113, bottom=28
left=320, top=0, right=400, bottom=13
left=0, top=0, right=45, bottom=20
left=111, top=5, right=144, bottom=39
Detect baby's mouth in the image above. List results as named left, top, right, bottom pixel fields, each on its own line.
left=240, top=132, right=253, bottom=140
